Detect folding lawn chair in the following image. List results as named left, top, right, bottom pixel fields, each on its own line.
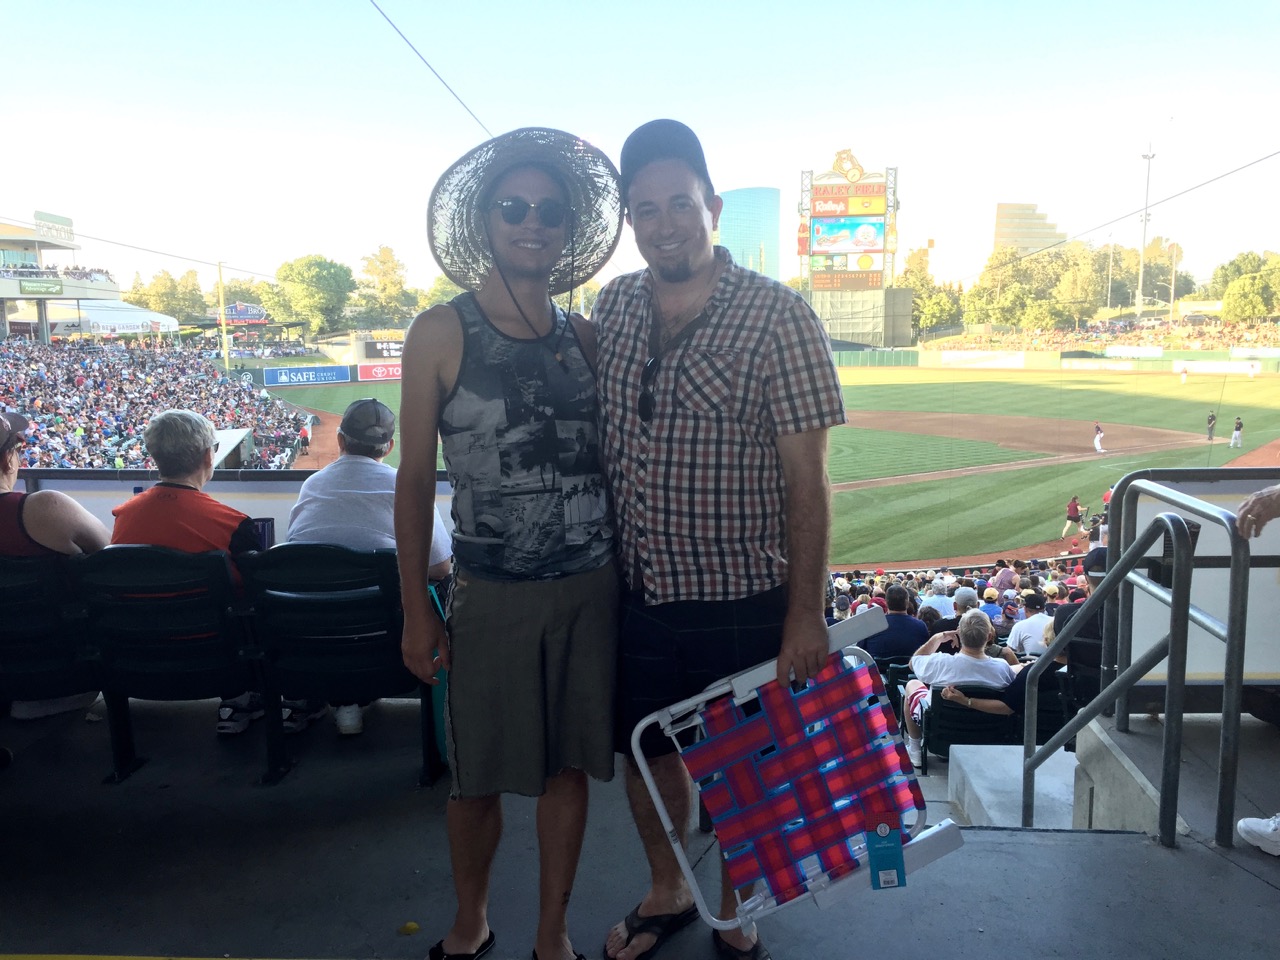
left=631, top=609, right=963, bottom=932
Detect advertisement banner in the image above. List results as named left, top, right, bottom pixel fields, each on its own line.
left=264, top=366, right=352, bottom=386
left=357, top=362, right=403, bottom=381
left=810, top=194, right=887, bottom=217
left=810, top=215, right=884, bottom=255
left=221, top=301, right=268, bottom=325
left=364, top=340, right=404, bottom=359
left=19, top=278, right=63, bottom=295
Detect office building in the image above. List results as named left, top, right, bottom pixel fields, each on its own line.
left=717, top=187, right=781, bottom=280
left=992, top=203, right=1066, bottom=257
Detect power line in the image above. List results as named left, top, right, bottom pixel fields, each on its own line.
left=973, top=147, right=1280, bottom=281
left=366, top=0, right=492, bottom=137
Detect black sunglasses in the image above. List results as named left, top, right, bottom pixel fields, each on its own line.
left=638, top=356, right=660, bottom=423
left=490, top=198, right=570, bottom=229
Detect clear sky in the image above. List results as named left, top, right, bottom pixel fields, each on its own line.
left=5, top=0, right=1278, bottom=293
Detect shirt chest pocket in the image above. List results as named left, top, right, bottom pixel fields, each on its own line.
left=674, top=348, right=742, bottom=417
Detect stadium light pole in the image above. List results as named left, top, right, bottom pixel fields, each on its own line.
left=1106, top=233, right=1114, bottom=310
left=216, top=261, right=231, bottom=371
left=1135, top=147, right=1155, bottom=320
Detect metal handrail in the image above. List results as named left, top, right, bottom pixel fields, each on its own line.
left=1023, top=472, right=1259, bottom=848
left=1022, top=510, right=1192, bottom=846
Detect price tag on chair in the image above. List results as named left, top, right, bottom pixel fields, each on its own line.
left=866, top=809, right=907, bottom=890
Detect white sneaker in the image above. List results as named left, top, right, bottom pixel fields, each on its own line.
left=906, top=738, right=922, bottom=769
left=1237, top=814, right=1280, bottom=856
left=334, top=704, right=364, bottom=736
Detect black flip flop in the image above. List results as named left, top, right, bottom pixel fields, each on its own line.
left=711, top=929, right=772, bottom=960
left=606, top=903, right=698, bottom=960
left=428, top=929, right=496, bottom=960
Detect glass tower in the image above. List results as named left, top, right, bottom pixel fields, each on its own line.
left=716, top=187, right=781, bottom=280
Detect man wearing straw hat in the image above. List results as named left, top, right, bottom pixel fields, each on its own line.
left=596, top=120, right=846, bottom=960
left=397, top=128, right=623, bottom=960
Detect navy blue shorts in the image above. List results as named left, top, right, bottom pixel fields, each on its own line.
left=616, top=585, right=788, bottom=759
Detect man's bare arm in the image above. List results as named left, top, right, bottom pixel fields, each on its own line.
left=395, top=306, right=460, bottom=682
left=775, top=427, right=833, bottom=686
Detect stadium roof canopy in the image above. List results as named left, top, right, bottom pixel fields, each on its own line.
left=44, top=298, right=179, bottom=337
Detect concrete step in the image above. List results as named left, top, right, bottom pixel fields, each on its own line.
left=948, top=743, right=1078, bottom=828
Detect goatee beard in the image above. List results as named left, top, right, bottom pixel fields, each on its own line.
left=656, top=261, right=693, bottom=283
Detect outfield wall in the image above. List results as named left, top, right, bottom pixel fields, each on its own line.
left=912, top=350, right=1280, bottom=374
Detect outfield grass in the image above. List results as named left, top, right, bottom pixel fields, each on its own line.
left=828, top=426, right=1046, bottom=482
left=843, top=369, right=1278, bottom=434
left=267, top=367, right=1280, bottom=564
left=831, top=369, right=1280, bottom=563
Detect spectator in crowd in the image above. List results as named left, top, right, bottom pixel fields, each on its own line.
left=596, top=120, right=845, bottom=960
left=1006, top=591, right=1052, bottom=657
left=918, top=579, right=956, bottom=618
left=990, top=558, right=1026, bottom=593
left=979, top=587, right=1003, bottom=623
left=110, top=410, right=326, bottom=735
left=1083, top=522, right=1108, bottom=586
left=826, top=594, right=852, bottom=624
left=859, top=584, right=928, bottom=658
left=0, top=339, right=308, bottom=471
left=918, top=605, right=942, bottom=635
left=1234, top=483, right=1280, bottom=856
left=900, top=609, right=1016, bottom=766
left=398, top=127, right=622, bottom=960
left=1, top=411, right=111, bottom=719
left=286, top=397, right=452, bottom=736
left=928, top=585, right=979, bottom=635
left=1043, top=583, right=1061, bottom=614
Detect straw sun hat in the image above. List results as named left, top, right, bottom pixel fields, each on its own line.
left=427, top=127, right=623, bottom=296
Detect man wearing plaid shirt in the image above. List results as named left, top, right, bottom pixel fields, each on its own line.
left=597, top=120, right=846, bottom=960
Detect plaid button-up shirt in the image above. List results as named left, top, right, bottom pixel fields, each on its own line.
left=596, top=248, right=846, bottom=605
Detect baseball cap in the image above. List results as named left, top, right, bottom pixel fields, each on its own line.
left=339, top=398, right=395, bottom=445
left=0, top=411, right=30, bottom=449
left=619, top=119, right=713, bottom=207
left=834, top=595, right=851, bottom=612
left=983, top=587, right=999, bottom=601
left=1023, top=592, right=1046, bottom=610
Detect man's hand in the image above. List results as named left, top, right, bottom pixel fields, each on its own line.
left=402, top=611, right=448, bottom=684
left=776, top=611, right=829, bottom=687
left=1236, top=484, right=1280, bottom=539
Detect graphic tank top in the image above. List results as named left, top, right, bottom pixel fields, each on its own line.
left=439, top=293, right=613, bottom=581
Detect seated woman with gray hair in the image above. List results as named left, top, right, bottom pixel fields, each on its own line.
left=110, top=410, right=327, bottom=735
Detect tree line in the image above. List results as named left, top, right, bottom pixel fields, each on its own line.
left=888, top=241, right=1279, bottom=333
left=122, top=246, right=601, bottom=338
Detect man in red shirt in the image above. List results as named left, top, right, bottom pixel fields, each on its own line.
left=111, top=409, right=325, bottom=735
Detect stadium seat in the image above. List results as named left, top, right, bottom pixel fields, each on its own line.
left=70, top=546, right=255, bottom=783
left=0, top=555, right=97, bottom=706
left=237, top=544, right=444, bottom=786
